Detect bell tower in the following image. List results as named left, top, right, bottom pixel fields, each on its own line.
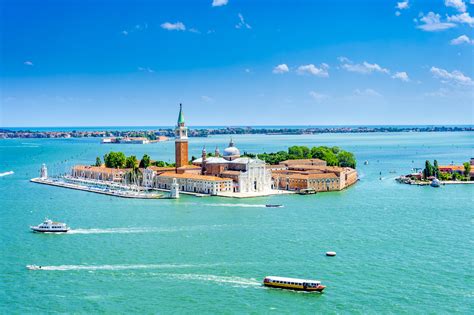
left=175, top=103, right=188, bottom=168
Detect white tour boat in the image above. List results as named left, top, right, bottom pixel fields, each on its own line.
left=30, top=218, right=70, bottom=233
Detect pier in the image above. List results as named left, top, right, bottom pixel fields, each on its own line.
left=30, top=177, right=164, bottom=199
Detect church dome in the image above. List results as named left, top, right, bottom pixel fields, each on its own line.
left=223, top=138, right=240, bottom=157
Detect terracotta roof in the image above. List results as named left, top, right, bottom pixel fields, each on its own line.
left=147, top=166, right=176, bottom=172
left=158, top=172, right=232, bottom=182
left=439, top=165, right=465, bottom=171
left=177, top=165, right=201, bottom=169
left=280, top=159, right=326, bottom=165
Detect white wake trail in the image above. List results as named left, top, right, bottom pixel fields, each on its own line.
left=32, top=263, right=220, bottom=271
left=68, top=225, right=227, bottom=235
left=204, top=203, right=267, bottom=208
left=163, top=273, right=261, bottom=287
left=0, top=171, right=14, bottom=177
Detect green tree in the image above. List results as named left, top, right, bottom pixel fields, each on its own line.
left=139, top=154, right=151, bottom=168
left=439, top=172, right=452, bottom=181
left=337, top=151, right=356, bottom=168
left=423, top=160, right=433, bottom=179
left=103, top=152, right=126, bottom=168
left=95, top=156, right=102, bottom=167
left=288, top=146, right=304, bottom=159
left=463, top=162, right=471, bottom=178
left=125, top=155, right=138, bottom=169
left=433, top=160, right=440, bottom=178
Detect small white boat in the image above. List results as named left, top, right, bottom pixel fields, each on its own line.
left=326, top=251, right=337, bottom=257
left=431, top=178, right=440, bottom=188
left=26, top=265, right=42, bottom=270
left=364, top=160, right=369, bottom=165
left=30, top=218, right=70, bottom=233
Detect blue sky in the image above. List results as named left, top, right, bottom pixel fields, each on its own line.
left=1, top=0, right=473, bottom=127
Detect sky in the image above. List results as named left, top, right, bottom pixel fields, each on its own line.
left=1, top=0, right=473, bottom=127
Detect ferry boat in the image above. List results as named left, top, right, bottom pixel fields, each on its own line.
left=263, top=276, right=325, bottom=292
left=30, top=218, right=70, bottom=233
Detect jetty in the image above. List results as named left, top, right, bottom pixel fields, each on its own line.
left=30, top=177, right=163, bottom=199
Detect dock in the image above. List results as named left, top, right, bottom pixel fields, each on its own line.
left=30, top=178, right=164, bottom=199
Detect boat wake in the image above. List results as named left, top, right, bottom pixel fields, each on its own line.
left=0, top=171, right=14, bottom=177
left=68, top=225, right=227, bottom=235
left=204, top=203, right=267, bottom=208
left=27, top=263, right=223, bottom=271
left=162, top=273, right=261, bottom=287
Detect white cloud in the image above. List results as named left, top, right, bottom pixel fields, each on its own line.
left=23, top=61, right=33, bottom=66
left=212, top=0, right=228, bottom=7
left=122, top=30, right=128, bottom=36
left=445, top=0, right=466, bottom=12
left=161, top=21, right=186, bottom=31
left=447, top=12, right=474, bottom=26
left=296, top=64, right=329, bottom=77
left=235, top=13, right=251, bottom=29
left=189, top=28, right=200, bottom=34
left=354, top=88, right=382, bottom=97
left=309, top=91, right=329, bottom=102
left=417, top=12, right=456, bottom=31
left=341, top=61, right=389, bottom=74
left=450, top=34, right=474, bottom=45
left=396, top=1, right=409, bottom=10
left=392, top=71, right=410, bottom=82
left=424, top=88, right=449, bottom=97
left=337, top=56, right=351, bottom=63
left=272, top=64, right=289, bottom=74
left=201, top=95, right=214, bottom=102
left=430, top=66, right=473, bottom=85
left=395, top=11, right=401, bottom=16
left=245, top=68, right=251, bottom=73
left=138, top=67, right=155, bottom=73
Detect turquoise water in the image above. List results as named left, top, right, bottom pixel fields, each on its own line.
left=1, top=132, right=473, bottom=313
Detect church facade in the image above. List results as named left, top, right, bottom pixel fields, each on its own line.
left=192, top=139, right=273, bottom=193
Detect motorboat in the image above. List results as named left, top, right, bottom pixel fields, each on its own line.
left=26, top=265, right=43, bottom=270
left=265, top=204, right=283, bottom=208
left=30, top=218, right=70, bottom=233
left=263, top=276, right=325, bottom=292
left=326, top=251, right=337, bottom=257
left=430, top=178, right=440, bottom=187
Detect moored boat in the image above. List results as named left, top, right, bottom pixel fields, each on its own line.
left=430, top=178, right=440, bottom=187
left=30, top=218, right=70, bottom=233
left=263, top=276, right=325, bottom=292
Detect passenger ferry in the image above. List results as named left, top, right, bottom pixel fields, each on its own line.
left=30, top=218, right=70, bottom=233
left=263, top=276, right=325, bottom=292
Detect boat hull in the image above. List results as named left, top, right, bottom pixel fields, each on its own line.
left=30, top=227, right=69, bottom=233
left=263, top=283, right=325, bottom=292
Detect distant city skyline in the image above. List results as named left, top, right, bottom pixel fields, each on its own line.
left=1, top=0, right=473, bottom=127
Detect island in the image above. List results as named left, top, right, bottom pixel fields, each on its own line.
left=397, top=159, right=474, bottom=186
left=31, top=105, right=358, bottom=198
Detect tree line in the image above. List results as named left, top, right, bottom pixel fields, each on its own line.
left=243, top=145, right=357, bottom=168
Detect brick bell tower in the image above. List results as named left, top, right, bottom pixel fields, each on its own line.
left=175, top=103, right=188, bottom=168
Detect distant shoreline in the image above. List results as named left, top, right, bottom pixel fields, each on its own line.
left=1, top=125, right=472, bottom=139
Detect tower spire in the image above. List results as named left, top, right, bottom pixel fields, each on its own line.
left=177, top=103, right=185, bottom=126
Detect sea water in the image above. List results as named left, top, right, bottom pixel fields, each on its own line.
left=0, top=132, right=472, bottom=313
